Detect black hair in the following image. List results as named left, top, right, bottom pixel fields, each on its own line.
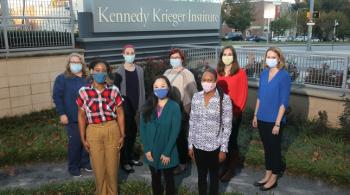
left=89, top=58, right=112, bottom=73
left=202, top=67, right=224, bottom=135
left=142, top=75, right=174, bottom=122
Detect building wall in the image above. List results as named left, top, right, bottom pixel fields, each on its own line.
left=0, top=49, right=83, bottom=118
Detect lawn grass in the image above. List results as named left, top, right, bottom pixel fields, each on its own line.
left=0, top=179, right=242, bottom=195
left=0, top=109, right=67, bottom=166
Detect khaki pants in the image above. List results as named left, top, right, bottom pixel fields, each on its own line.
left=86, top=120, right=121, bottom=195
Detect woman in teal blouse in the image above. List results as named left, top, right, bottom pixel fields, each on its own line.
left=140, top=75, right=181, bottom=195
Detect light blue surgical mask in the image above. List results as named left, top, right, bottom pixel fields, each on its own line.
left=92, top=72, right=107, bottom=84
left=170, top=58, right=182, bottom=68
left=123, top=54, right=135, bottom=64
left=70, top=63, right=82, bottom=74
left=266, top=58, right=278, bottom=68
left=154, top=88, right=169, bottom=99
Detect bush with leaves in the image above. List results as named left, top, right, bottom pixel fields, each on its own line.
left=338, top=98, right=350, bottom=140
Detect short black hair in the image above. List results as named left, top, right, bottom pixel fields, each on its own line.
left=89, top=58, right=111, bottom=73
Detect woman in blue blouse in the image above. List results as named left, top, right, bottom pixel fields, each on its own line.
left=252, top=47, right=291, bottom=191
left=140, top=75, right=181, bottom=195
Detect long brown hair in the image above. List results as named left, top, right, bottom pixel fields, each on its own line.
left=264, top=47, right=287, bottom=69
left=64, top=53, right=88, bottom=78
left=217, top=46, right=240, bottom=76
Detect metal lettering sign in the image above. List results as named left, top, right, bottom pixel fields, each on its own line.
left=91, top=0, right=221, bottom=32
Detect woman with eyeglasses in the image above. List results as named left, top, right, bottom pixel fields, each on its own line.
left=77, top=59, right=125, bottom=195
left=140, top=75, right=181, bottom=195
left=163, top=48, right=197, bottom=174
left=52, top=53, right=91, bottom=177
left=252, top=47, right=291, bottom=191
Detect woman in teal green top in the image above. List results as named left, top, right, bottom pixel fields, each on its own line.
left=140, top=75, right=181, bottom=195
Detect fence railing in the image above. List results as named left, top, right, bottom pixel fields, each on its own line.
left=172, top=44, right=350, bottom=91
left=0, top=0, right=75, bottom=54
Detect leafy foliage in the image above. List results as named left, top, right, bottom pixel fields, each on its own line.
left=222, top=0, right=254, bottom=34
left=271, top=16, right=293, bottom=36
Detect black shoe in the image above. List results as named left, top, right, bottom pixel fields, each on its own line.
left=253, top=181, right=266, bottom=187
left=260, top=182, right=278, bottom=191
left=129, top=160, right=143, bottom=166
left=121, top=164, right=135, bottom=173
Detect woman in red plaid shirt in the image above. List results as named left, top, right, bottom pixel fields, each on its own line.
left=77, top=59, right=125, bottom=195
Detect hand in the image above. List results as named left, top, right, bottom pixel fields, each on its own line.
left=60, top=114, right=69, bottom=125
left=272, top=125, right=280, bottom=135
left=160, top=155, right=170, bottom=165
left=252, top=116, right=258, bottom=128
left=188, top=149, right=195, bottom=161
left=218, top=151, right=226, bottom=163
left=145, top=152, right=154, bottom=162
left=118, top=135, right=125, bottom=149
left=82, top=140, right=90, bottom=153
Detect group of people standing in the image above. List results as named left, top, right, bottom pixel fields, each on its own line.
left=53, top=44, right=291, bottom=195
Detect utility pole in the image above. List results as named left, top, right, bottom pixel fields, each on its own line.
left=306, top=0, right=314, bottom=51
left=332, top=20, right=339, bottom=51
left=267, top=18, right=270, bottom=44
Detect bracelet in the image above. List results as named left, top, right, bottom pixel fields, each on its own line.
left=275, top=124, right=280, bottom=127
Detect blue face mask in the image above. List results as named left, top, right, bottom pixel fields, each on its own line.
left=154, top=88, right=169, bottom=99
left=170, top=58, right=182, bottom=68
left=123, top=54, right=135, bottom=64
left=70, top=63, right=82, bottom=74
left=93, top=72, right=107, bottom=84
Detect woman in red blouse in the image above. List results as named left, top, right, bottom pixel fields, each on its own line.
left=217, top=45, right=248, bottom=182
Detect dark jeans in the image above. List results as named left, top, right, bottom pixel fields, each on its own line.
left=149, top=166, right=175, bottom=195
left=228, top=116, right=242, bottom=153
left=194, top=147, right=220, bottom=195
left=121, top=111, right=137, bottom=165
left=177, top=118, right=189, bottom=164
left=66, top=123, right=90, bottom=173
left=257, top=120, right=283, bottom=175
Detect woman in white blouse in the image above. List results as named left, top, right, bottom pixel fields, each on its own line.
left=188, top=68, right=232, bottom=195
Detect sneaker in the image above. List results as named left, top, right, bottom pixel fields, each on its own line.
left=83, top=165, right=93, bottom=172
left=69, top=170, right=82, bottom=177
left=173, top=164, right=187, bottom=175
left=121, top=164, right=135, bottom=173
left=129, top=160, right=143, bottom=166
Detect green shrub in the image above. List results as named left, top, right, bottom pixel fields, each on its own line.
left=338, top=98, right=350, bottom=140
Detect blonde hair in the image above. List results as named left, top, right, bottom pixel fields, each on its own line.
left=264, top=47, right=287, bottom=69
left=64, top=53, right=88, bottom=77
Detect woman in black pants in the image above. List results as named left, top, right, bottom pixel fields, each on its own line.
left=252, top=47, right=291, bottom=191
left=188, top=68, right=232, bottom=195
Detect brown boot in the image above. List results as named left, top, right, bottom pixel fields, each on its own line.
left=220, top=149, right=239, bottom=182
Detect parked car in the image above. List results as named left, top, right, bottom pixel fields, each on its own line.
left=295, top=35, right=308, bottom=42
left=271, top=36, right=287, bottom=42
left=246, top=35, right=267, bottom=42
left=287, top=36, right=295, bottom=42
left=311, top=37, right=320, bottom=42
left=223, top=32, right=243, bottom=41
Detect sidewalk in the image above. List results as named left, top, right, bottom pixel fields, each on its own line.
left=0, top=161, right=349, bottom=195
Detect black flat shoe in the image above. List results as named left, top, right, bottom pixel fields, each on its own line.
left=253, top=181, right=266, bottom=187
left=260, top=182, right=278, bottom=191
left=129, top=160, right=143, bottom=166
left=121, top=164, right=135, bottom=173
